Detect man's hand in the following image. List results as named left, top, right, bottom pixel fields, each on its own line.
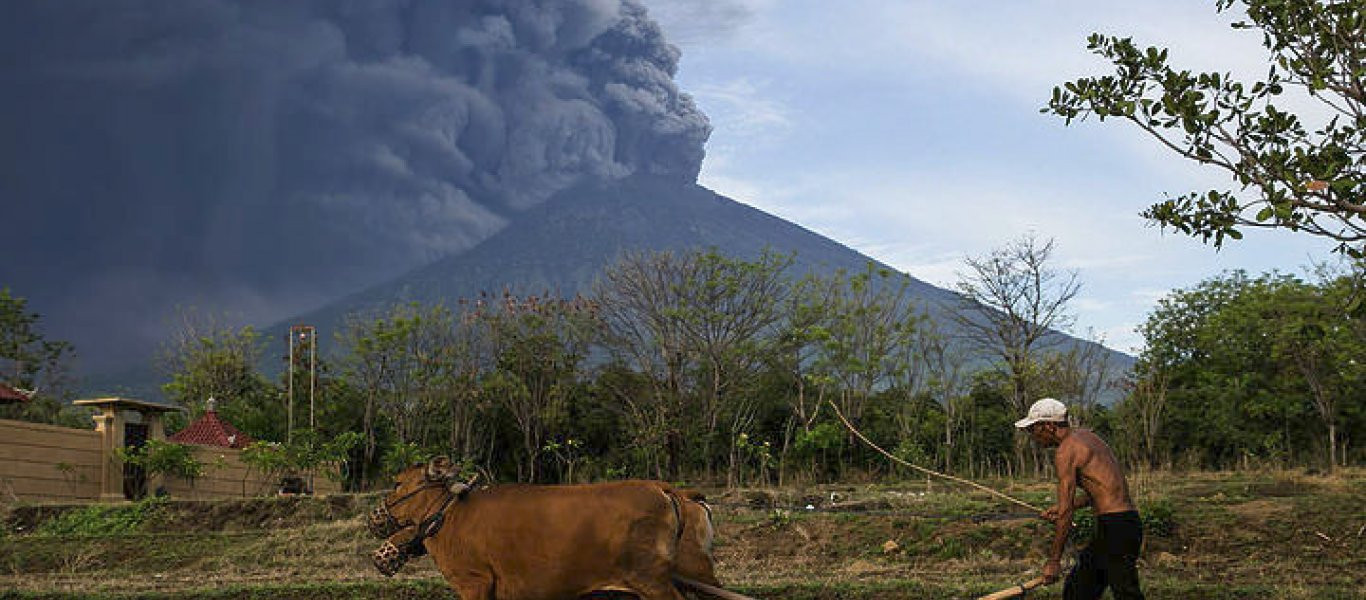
left=1041, top=505, right=1061, bottom=522
left=1041, top=559, right=1062, bottom=584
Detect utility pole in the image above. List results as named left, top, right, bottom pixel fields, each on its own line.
left=287, top=324, right=317, bottom=444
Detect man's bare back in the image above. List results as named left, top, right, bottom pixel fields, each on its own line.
left=1057, top=428, right=1135, bottom=515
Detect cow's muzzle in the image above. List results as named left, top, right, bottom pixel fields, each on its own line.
left=371, top=539, right=407, bottom=577
left=371, top=533, right=428, bottom=577
left=367, top=503, right=403, bottom=539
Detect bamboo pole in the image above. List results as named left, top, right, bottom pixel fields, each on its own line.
left=977, top=576, right=1046, bottom=600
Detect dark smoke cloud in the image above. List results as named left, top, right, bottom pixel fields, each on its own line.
left=0, top=0, right=709, bottom=374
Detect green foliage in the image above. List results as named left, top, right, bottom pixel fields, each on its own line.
left=1141, top=498, right=1178, bottom=537
left=380, top=441, right=434, bottom=477
left=1119, top=268, right=1365, bottom=469
left=240, top=441, right=292, bottom=480
left=0, top=288, right=75, bottom=424
left=116, top=440, right=204, bottom=482
left=159, top=316, right=280, bottom=439
left=237, top=430, right=362, bottom=492
left=793, top=422, right=844, bottom=456
left=34, top=496, right=169, bottom=536
left=1046, top=0, right=1366, bottom=256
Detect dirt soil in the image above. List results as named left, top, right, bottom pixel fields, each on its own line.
left=1, top=470, right=1363, bottom=599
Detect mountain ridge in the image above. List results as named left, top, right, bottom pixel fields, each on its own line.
left=286, top=175, right=963, bottom=340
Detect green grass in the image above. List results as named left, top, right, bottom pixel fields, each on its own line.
left=31, top=497, right=169, bottom=537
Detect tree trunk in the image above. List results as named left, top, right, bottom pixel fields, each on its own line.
left=1328, top=421, right=1337, bottom=473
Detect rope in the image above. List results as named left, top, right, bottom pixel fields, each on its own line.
left=825, top=399, right=1044, bottom=513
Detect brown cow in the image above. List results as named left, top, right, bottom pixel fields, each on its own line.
left=367, top=457, right=722, bottom=599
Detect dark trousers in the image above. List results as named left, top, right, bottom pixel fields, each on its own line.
left=1064, top=510, right=1144, bottom=600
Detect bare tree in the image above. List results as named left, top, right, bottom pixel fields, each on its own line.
left=1126, top=368, right=1170, bottom=468
left=335, top=309, right=398, bottom=487
left=1052, top=329, right=1116, bottom=426
left=484, top=293, right=599, bottom=483
left=448, top=299, right=494, bottom=465
left=950, top=234, right=1081, bottom=474
left=594, top=250, right=700, bottom=478
left=593, top=249, right=793, bottom=483
left=917, top=320, right=971, bottom=474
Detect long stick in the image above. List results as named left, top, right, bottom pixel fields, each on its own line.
left=826, top=399, right=1043, bottom=512
left=977, top=576, right=1046, bottom=600
left=673, top=575, right=763, bottom=600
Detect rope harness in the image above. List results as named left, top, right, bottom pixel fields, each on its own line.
left=824, top=399, right=1071, bottom=599
left=368, top=479, right=468, bottom=577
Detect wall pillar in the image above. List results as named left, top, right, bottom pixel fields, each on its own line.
left=93, top=407, right=126, bottom=502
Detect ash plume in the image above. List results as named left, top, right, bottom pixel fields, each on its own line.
left=0, top=0, right=709, bottom=374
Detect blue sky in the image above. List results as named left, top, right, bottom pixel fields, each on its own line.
left=645, top=0, right=1340, bottom=354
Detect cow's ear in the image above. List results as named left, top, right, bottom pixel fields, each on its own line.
left=424, top=456, right=455, bottom=482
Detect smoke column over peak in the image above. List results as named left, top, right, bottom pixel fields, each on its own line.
left=0, top=0, right=709, bottom=374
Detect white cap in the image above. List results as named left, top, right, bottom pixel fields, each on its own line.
left=1015, top=398, right=1067, bottom=428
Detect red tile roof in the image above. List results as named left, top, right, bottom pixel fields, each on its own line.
left=0, top=383, right=31, bottom=404
left=169, top=409, right=253, bottom=448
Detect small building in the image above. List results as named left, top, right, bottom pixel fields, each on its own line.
left=169, top=398, right=253, bottom=449
left=0, top=383, right=33, bottom=404
left=71, top=397, right=182, bottom=501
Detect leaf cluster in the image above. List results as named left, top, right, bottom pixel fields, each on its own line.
left=1046, top=0, right=1366, bottom=255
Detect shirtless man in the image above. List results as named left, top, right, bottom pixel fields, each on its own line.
left=1016, top=397, right=1144, bottom=600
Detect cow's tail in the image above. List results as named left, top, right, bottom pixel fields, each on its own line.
left=671, top=575, right=762, bottom=600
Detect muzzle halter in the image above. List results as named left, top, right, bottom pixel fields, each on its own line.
left=366, top=482, right=451, bottom=539
left=367, top=475, right=475, bottom=577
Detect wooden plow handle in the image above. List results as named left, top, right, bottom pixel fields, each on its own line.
left=977, top=576, right=1047, bottom=600
left=672, top=575, right=762, bottom=600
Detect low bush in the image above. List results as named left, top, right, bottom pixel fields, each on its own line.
left=33, top=496, right=169, bottom=536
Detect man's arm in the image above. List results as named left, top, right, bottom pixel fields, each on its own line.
left=1043, top=443, right=1080, bottom=582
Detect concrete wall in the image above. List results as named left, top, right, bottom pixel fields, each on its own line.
left=0, top=418, right=343, bottom=503
left=0, top=419, right=103, bottom=503
left=162, top=444, right=343, bottom=499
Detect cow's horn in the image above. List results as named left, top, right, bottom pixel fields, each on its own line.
left=448, top=473, right=480, bottom=495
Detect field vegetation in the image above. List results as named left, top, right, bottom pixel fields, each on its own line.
left=2, top=469, right=1361, bottom=599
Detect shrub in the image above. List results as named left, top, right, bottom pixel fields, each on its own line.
left=116, top=440, right=204, bottom=482
left=34, top=496, right=169, bottom=536
left=1141, top=498, right=1177, bottom=537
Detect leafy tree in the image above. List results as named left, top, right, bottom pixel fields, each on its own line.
left=0, top=288, right=76, bottom=424
left=1046, top=0, right=1366, bottom=256
left=239, top=430, right=362, bottom=494
left=1134, top=269, right=1365, bottom=468
left=159, top=311, right=277, bottom=433
left=334, top=302, right=454, bottom=486
left=802, top=264, right=926, bottom=476
left=1237, top=272, right=1363, bottom=470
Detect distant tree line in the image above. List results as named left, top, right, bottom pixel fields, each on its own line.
left=3, top=236, right=1362, bottom=490
left=1116, top=263, right=1365, bottom=472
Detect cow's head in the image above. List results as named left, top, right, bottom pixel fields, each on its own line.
left=367, top=457, right=475, bottom=576
left=367, top=457, right=473, bottom=538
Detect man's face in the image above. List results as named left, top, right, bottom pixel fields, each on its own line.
left=1026, top=422, right=1058, bottom=447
